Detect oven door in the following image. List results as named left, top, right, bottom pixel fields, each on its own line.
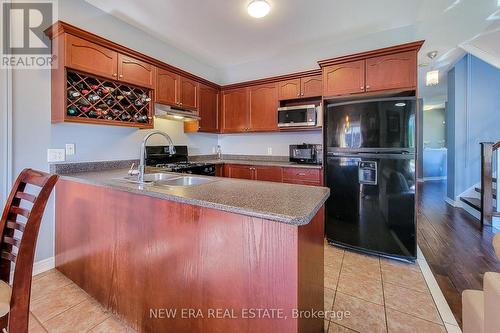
left=278, top=105, right=317, bottom=127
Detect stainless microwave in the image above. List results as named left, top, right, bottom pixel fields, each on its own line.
left=277, top=104, right=320, bottom=128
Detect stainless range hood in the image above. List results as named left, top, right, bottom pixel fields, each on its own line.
left=155, top=103, right=201, bottom=121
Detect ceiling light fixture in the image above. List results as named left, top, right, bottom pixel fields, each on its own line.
left=247, top=0, right=271, bottom=18
left=395, top=103, right=406, bottom=107
left=425, top=51, right=439, bottom=86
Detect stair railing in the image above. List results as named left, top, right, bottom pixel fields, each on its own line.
left=480, top=142, right=499, bottom=226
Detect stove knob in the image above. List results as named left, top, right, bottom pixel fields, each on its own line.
left=204, top=168, right=209, bottom=172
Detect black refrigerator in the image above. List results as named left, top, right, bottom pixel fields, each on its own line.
left=324, top=97, right=417, bottom=261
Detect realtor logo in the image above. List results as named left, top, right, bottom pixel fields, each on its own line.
left=1, top=0, right=57, bottom=68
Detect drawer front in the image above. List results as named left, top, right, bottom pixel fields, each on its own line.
left=283, top=168, right=321, bottom=182
left=282, top=178, right=322, bottom=186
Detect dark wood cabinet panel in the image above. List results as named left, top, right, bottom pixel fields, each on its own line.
left=179, top=76, right=198, bottom=111
left=198, top=84, right=219, bottom=132
left=156, top=68, right=178, bottom=106
left=254, top=166, right=283, bottom=183
left=365, top=51, right=417, bottom=92
left=300, top=75, right=323, bottom=98
left=278, top=79, right=301, bottom=100
left=323, top=60, right=365, bottom=96
left=283, top=168, right=322, bottom=186
left=65, top=34, right=118, bottom=80
left=118, top=54, right=155, bottom=88
left=249, top=83, right=278, bottom=132
left=222, top=88, right=249, bottom=133
left=224, top=164, right=254, bottom=180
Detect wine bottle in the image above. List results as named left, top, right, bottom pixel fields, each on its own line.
left=88, top=94, right=100, bottom=102
left=88, top=110, right=98, bottom=118
left=81, top=106, right=90, bottom=113
left=134, top=99, right=143, bottom=107
left=105, top=98, right=116, bottom=106
left=68, top=90, right=81, bottom=99
left=116, top=95, right=125, bottom=101
left=120, top=113, right=131, bottom=121
left=81, top=89, right=90, bottom=95
left=67, top=107, right=78, bottom=116
left=90, top=84, right=99, bottom=90
left=79, top=98, right=91, bottom=106
left=136, top=115, right=149, bottom=123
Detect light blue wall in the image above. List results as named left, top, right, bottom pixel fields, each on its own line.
left=447, top=54, right=500, bottom=200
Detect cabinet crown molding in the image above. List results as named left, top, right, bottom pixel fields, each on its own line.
left=317, top=40, right=425, bottom=67
left=44, top=20, right=220, bottom=90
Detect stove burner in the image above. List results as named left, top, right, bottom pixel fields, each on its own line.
left=154, top=162, right=216, bottom=176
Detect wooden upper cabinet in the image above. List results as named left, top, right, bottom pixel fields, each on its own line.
left=118, top=54, right=155, bottom=88
left=179, top=77, right=198, bottom=111
left=249, top=83, right=278, bottom=132
left=365, top=51, right=417, bottom=92
left=222, top=88, right=249, bottom=133
left=278, top=79, right=301, bottom=100
left=156, top=68, right=178, bottom=106
left=65, top=34, right=118, bottom=80
left=198, top=84, right=219, bottom=132
left=323, top=60, right=365, bottom=96
left=300, top=75, right=323, bottom=98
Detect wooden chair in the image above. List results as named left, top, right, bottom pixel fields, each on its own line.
left=0, top=169, right=58, bottom=332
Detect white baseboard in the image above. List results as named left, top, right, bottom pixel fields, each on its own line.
left=461, top=201, right=481, bottom=220
left=421, top=176, right=447, bottom=182
left=33, top=256, right=55, bottom=276
left=417, top=246, right=462, bottom=332
left=445, top=197, right=459, bottom=207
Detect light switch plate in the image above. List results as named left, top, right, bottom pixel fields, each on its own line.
left=47, top=149, right=65, bottom=162
left=65, top=143, right=75, bottom=156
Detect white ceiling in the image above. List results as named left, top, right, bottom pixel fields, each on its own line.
left=86, top=0, right=500, bottom=103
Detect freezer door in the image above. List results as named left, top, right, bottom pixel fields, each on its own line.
left=325, top=98, right=416, bottom=150
left=325, top=154, right=416, bottom=259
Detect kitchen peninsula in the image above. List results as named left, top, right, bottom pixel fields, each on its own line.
left=55, top=167, right=329, bottom=333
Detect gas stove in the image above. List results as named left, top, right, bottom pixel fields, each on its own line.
left=145, top=145, right=216, bottom=176
left=154, top=162, right=216, bottom=175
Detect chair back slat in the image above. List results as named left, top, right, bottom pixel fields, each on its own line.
left=14, top=192, right=36, bottom=203
left=9, top=207, right=30, bottom=219
left=1, top=251, right=16, bottom=263
left=3, top=236, right=20, bottom=248
left=5, top=221, right=25, bottom=233
left=0, top=168, right=58, bottom=333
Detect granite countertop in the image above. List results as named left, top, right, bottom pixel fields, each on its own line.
left=197, top=158, right=323, bottom=169
left=61, top=168, right=330, bottom=226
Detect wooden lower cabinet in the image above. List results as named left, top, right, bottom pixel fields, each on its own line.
left=224, top=164, right=254, bottom=180
left=254, top=166, right=283, bottom=182
left=282, top=168, right=322, bottom=186
left=56, top=179, right=325, bottom=333
left=224, top=164, right=322, bottom=185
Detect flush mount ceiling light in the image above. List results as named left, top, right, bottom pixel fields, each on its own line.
left=247, top=0, right=271, bottom=18
left=395, top=102, right=406, bottom=107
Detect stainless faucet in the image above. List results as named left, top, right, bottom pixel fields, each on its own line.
left=138, top=130, right=176, bottom=183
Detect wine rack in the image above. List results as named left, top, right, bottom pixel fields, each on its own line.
left=65, top=70, right=153, bottom=128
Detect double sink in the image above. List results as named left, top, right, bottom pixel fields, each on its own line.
left=121, top=173, right=217, bottom=187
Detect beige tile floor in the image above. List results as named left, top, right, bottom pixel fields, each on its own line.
left=27, top=245, right=446, bottom=333
left=324, top=244, right=447, bottom=333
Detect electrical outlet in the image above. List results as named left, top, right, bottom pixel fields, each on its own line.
left=267, top=147, right=273, bottom=155
left=65, top=143, right=75, bottom=156
left=47, top=149, right=65, bottom=162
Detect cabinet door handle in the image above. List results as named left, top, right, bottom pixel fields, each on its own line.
left=297, top=173, right=306, bottom=176
left=301, top=93, right=304, bottom=96
left=113, top=73, right=118, bottom=77
left=360, top=86, right=364, bottom=90
left=119, top=74, right=123, bottom=78
left=297, top=93, right=300, bottom=97
left=366, top=85, right=370, bottom=90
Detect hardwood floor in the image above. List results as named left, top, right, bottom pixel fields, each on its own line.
left=417, top=180, right=500, bottom=326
